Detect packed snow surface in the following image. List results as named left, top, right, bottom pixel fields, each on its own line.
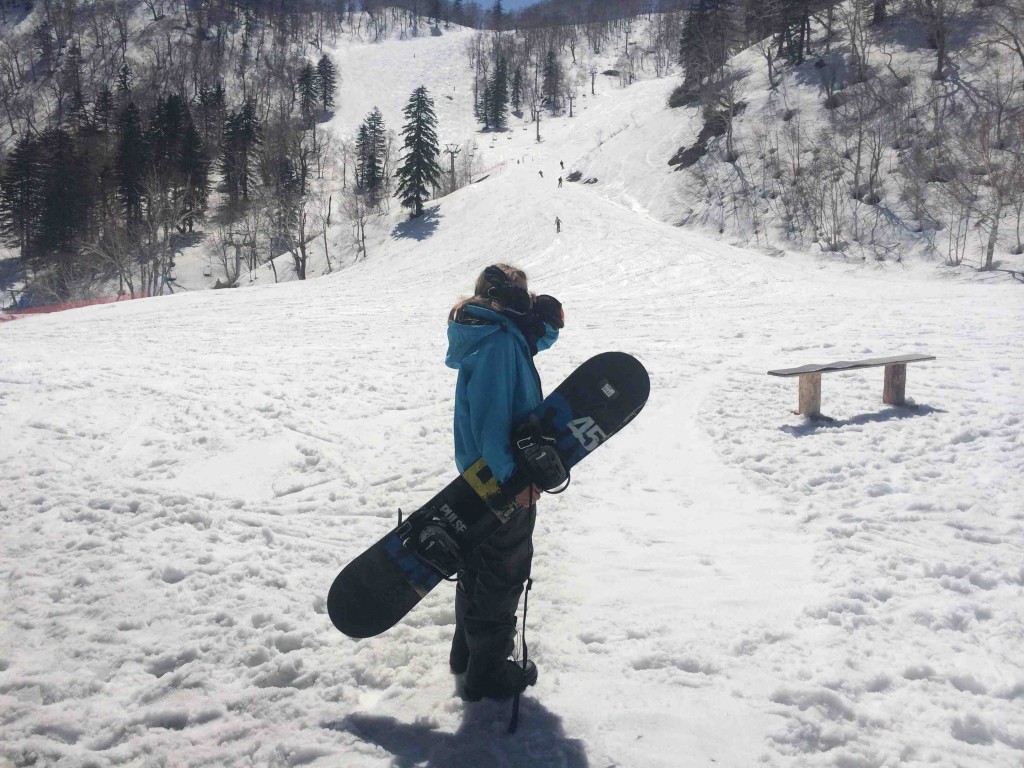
left=2, top=22, right=1023, bottom=768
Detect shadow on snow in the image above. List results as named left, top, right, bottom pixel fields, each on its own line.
left=780, top=404, right=946, bottom=436
left=392, top=207, right=443, bottom=242
left=324, top=695, right=589, bottom=768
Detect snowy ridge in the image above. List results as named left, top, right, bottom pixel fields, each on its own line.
left=1, top=14, right=1023, bottom=768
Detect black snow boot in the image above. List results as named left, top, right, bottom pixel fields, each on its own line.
left=449, top=627, right=469, bottom=675
left=462, top=659, right=538, bottom=702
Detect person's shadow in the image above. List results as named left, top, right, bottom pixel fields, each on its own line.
left=324, top=695, right=589, bottom=768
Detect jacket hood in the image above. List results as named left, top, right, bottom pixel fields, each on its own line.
left=445, top=304, right=526, bottom=369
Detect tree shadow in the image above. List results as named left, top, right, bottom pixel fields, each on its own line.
left=324, top=695, right=589, bottom=768
left=0, top=256, right=23, bottom=293
left=392, top=207, right=443, bottom=241
left=170, top=229, right=205, bottom=250
left=788, top=51, right=847, bottom=89
left=780, top=404, right=945, bottom=436
left=992, top=268, right=1024, bottom=284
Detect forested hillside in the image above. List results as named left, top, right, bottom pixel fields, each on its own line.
left=0, top=0, right=682, bottom=307
left=664, top=0, right=1024, bottom=272
left=0, top=1, right=348, bottom=303
left=0, top=0, right=1021, bottom=311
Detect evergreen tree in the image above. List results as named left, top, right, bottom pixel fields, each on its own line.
left=369, top=109, right=389, bottom=200
left=196, top=81, right=226, bottom=147
left=489, top=57, right=509, bottom=130
left=680, top=0, right=737, bottom=91
left=354, top=121, right=370, bottom=188
left=179, top=121, right=209, bottom=232
left=511, top=67, right=523, bottom=114
left=263, top=130, right=302, bottom=255
left=33, top=21, right=56, bottom=75
left=453, top=0, right=463, bottom=24
left=145, top=94, right=193, bottom=240
left=117, top=60, right=133, bottom=101
left=116, top=102, right=146, bottom=227
left=396, top=86, right=441, bottom=218
left=67, top=88, right=90, bottom=135
left=316, top=54, right=337, bottom=112
left=355, top=107, right=388, bottom=207
left=220, top=99, right=261, bottom=211
left=542, top=50, right=562, bottom=111
left=475, top=58, right=509, bottom=131
left=59, top=43, right=83, bottom=99
left=491, top=0, right=504, bottom=31
left=776, top=0, right=812, bottom=64
left=0, top=134, right=45, bottom=267
left=58, top=43, right=84, bottom=125
left=475, top=77, right=492, bottom=130
left=37, top=127, right=93, bottom=262
left=239, top=98, right=262, bottom=177
left=148, top=94, right=187, bottom=176
left=87, top=89, right=119, bottom=226
left=1, top=130, right=94, bottom=280
left=298, top=63, right=318, bottom=125
left=93, top=87, right=115, bottom=134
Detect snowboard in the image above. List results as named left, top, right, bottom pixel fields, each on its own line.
left=327, top=351, right=650, bottom=639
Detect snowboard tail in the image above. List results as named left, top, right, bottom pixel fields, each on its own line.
left=328, top=351, right=650, bottom=638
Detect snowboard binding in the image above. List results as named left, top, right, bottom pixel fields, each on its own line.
left=513, top=422, right=570, bottom=493
left=396, top=508, right=465, bottom=579
left=415, top=524, right=463, bottom=577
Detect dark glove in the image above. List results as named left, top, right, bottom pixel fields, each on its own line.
left=533, top=294, right=564, bottom=329
left=511, top=422, right=569, bottom=493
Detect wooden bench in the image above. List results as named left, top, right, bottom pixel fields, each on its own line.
left=768, top=353, right=935, bottom=418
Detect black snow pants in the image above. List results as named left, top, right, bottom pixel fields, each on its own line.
left=452, top=503, right=537, bottom=670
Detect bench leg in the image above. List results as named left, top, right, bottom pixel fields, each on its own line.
left=798, top=373, right=822, bottom=417
left=883, top=363, right=907, bottom=406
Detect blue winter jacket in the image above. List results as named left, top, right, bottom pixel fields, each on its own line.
left=445, top=304, right=559, bottom=483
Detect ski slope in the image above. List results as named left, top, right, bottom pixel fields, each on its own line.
left=2, top=22, right=1024, bottom=768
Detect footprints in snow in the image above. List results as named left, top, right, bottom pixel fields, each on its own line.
left=571, top=624, right=722, bottom=686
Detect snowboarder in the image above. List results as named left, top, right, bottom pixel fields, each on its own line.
left=555, top=217, right=561, bottom=233
left=445, top=264, right=565, bottom=701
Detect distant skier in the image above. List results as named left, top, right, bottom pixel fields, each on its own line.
left=446, top=265, right=565, bottom=701
left=559, top=160, right=564, bottom=169
left=555, top=216, right=561, bottom=233
left=558, top=176, right=562, bottom=188
left=538, top=170, right=544, bottom=178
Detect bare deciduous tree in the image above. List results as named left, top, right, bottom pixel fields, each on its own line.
left=959, top=108, right=1023, bottom=268
left=912, top=0, right=967, bottom=81
left=754, top=35, right=783, bottom=90
left=989, top=0, right=1024, bottom=77
left=341, top=188, right=371, bottom=261
left=311, top=183, right=334, bottom=274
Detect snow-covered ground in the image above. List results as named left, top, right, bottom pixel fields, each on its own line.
left=2, top=21, right=1024, bottom=768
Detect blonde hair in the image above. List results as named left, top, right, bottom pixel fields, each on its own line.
left=450, top=264, right=528, bottom=319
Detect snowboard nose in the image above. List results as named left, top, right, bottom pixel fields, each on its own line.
left=328, top=532, right=436, bottom=638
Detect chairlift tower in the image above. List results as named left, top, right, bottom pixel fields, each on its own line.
left=443, top=143, right=461, bottom=190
